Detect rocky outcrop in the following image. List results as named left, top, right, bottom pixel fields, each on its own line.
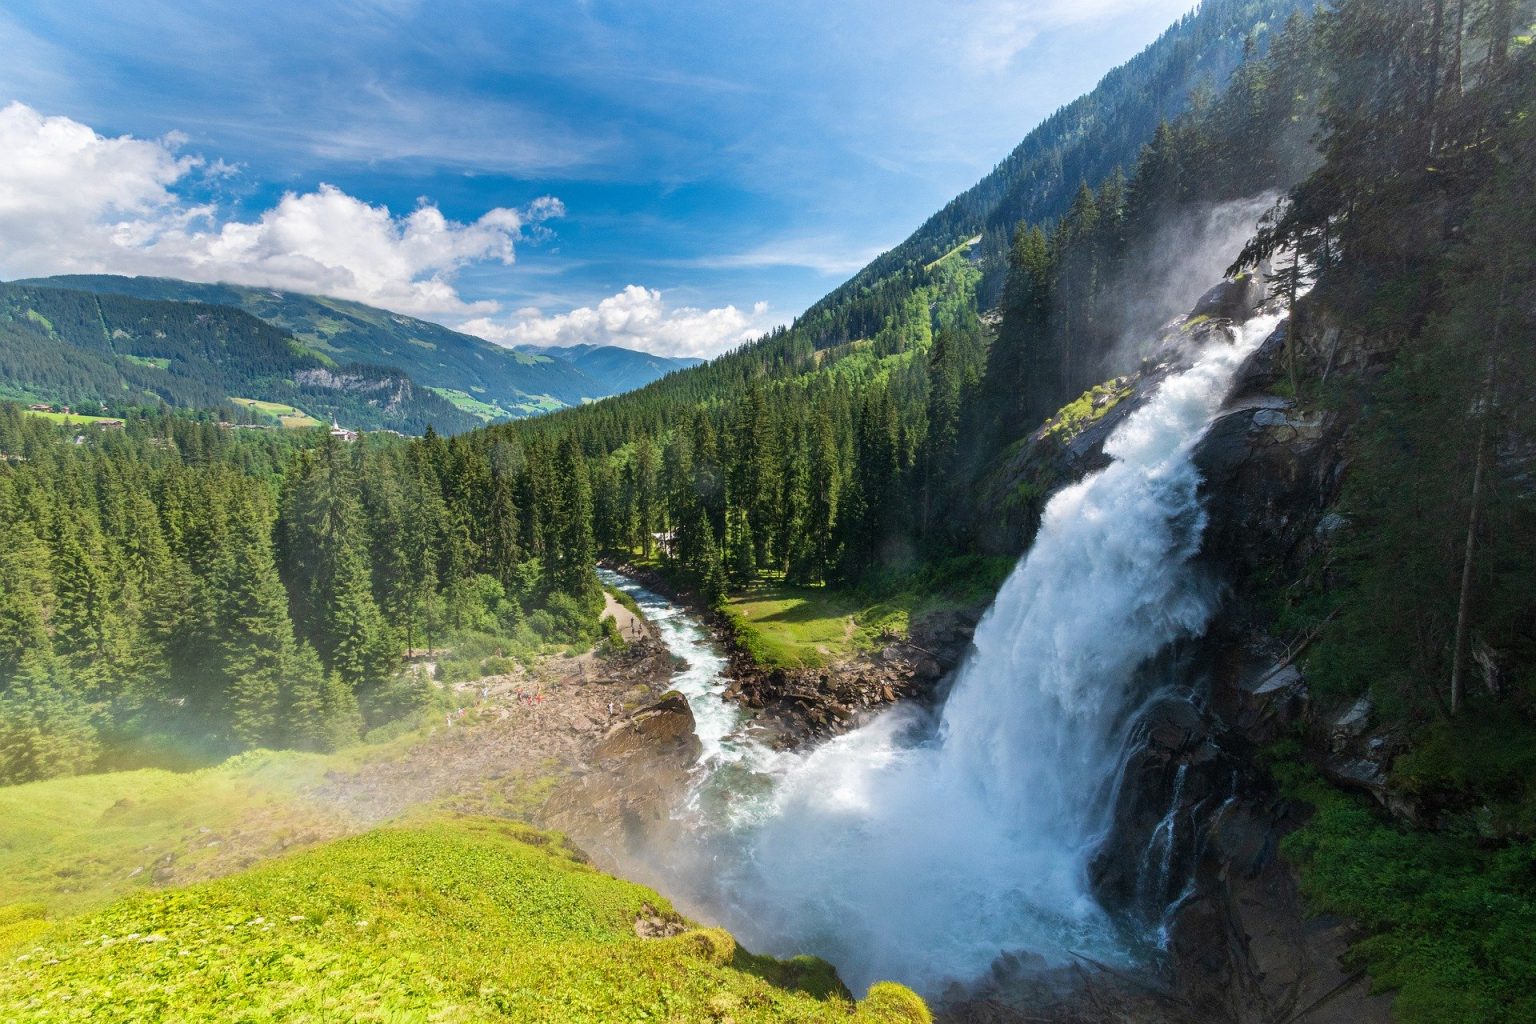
left=1080, top=303, right=1407, bottom=1023
left=721, top=612, right=978, bottom=749
left=541, top=690, right=702, bottom=865
left=293, top=366, right=424, bottom=413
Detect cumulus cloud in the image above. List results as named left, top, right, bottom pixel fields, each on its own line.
left=0, top=101, right=561, bottom=316
left=460, top=285, right=774, bottom=360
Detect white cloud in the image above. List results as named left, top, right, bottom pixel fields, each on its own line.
left=0, top=101, right=561, bottom=316
left=459, top=285, right=775, bottom=360
left=687, top=235, right=886, bottom=277
left=952, top=0, right=1185, bottom=72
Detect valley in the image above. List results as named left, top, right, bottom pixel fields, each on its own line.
left=2, top=0, right=1535, bottom=1020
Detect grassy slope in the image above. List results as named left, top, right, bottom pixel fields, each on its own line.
left=22, top=409, right=121, bottom=427
left=721, top=561, right=1009, bottom=669
left=0, top=818, right=929, bottom=1023
left=228, top=397, right=324, bottom=429
left=0, top=749, right=375, bottom=918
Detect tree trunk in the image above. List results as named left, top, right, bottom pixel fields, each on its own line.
left=1449, top=381, right=1490, bottom=715
left=1486, top=0, right=1513, bottom=69
left=1451, top=0, right=1466, bottom=97
left=1426, top=0, right=1445, bottom=154
left=1448, top=265, right=1509, bottom=714
left=1286, top=248, right=1300, bottom=397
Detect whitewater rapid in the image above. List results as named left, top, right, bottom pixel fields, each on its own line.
left=596, top=568, right=744, bottom=765
left=608, top=311, right=1279, bottom=997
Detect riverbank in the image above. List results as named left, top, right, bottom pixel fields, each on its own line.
left=598, top=555, right=988, bottom=748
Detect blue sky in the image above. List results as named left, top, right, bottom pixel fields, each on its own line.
left=0, top=0, right=1196, bottom=356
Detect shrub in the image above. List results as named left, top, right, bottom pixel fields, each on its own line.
left=1275, top=752, right=1536, bottom=1024
left=672, top=927, right=736, bottom=965
left=853, top=981, right=932, bottom=1024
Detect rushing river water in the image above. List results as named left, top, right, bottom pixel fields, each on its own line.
left=596, top=311, right=1278, bottom=998
left=597, top=568, right=744, bottom=767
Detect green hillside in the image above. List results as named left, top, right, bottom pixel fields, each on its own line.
left=486, top=0, right=1312, bottom=457
left=770, top=0, right=1313, bottom=354
left=0, top=817, right=929, bottom=1024
left=0, top=282, right=478, bottom=433
left=14, top=275, right=633, bottom=418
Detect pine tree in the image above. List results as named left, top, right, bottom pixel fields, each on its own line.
left=215, top=491, right=300, bottom=747
left=0, top=656, right=97, bottom=785
left=284, top=648, right=360, bottom=752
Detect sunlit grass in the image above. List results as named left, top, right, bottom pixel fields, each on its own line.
left=21, top=409, right=121, bottom=426
left=228, top=396, right=323, bottom=428
left=0, top=818, right=930, bottom=1022
left=0, top=752, right=339, bottom=917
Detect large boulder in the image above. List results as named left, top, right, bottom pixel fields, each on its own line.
left=541, top=692, right=702, bottom=868
left=1189, top=273, right=1267, bottom=322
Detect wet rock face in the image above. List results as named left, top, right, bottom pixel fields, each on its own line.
left=1195, top=324, right=1346, bottom=586
left=1190, top=274, right=1268, bottom=322
left=1088, top=652, right=1251, bottom=930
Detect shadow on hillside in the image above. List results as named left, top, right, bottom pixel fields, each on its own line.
left=731, top=947, right=853, bottom=1003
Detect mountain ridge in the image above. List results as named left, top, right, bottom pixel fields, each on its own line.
left=10, top=274, right=696, bottom=420
left=0, top=281, right=480, bottom=433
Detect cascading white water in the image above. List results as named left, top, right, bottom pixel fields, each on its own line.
left=596, top=568, right=742, bottom=765
left=661, top=310, right=1284, bottom=997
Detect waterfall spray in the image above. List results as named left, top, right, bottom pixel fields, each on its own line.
left=659, top=309, right=1283, bottom=996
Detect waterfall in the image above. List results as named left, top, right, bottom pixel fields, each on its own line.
left=1138, top=762, right=1189, bottom=915
left=669, top=311, right=1281, bottom=997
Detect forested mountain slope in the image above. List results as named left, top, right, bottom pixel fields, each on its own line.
left=14, top=275, right=681, bottom=418
left=0, top=282, right=478, bottom=433
left=803, top=0, right=1317, bottom=330
left=0, top=393, right=612, bottom=783
left=482, top=0, right=1330, bottom=594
